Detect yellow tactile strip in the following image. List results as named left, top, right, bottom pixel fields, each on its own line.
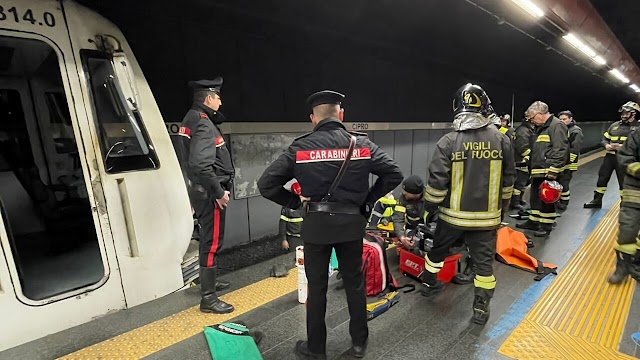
left=59, top=268, right=298, bottom=360
left=499, top=202, right=637, bottom=359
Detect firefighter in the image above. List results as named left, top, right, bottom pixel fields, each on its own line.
left=556, top=110, right=583, bottom=211
left=511, top=116, right=535, bottom=210
left=516, top=101, right=568, bottom=237
left=608, top=126, right=640, bottom=284
left=279, top=182, right=304, bottom=251
left=584, top=102, right=640, bottom=208
left=367, top=191, right=396, bottom=230
left=257, top=90, right=403, bottom=359
left=178, top=78, right=234, bottom=314
left=394, top=175, right=429, bottom=249
left=420, top=83, right=516, bottom=325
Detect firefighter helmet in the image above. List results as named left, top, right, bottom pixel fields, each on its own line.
left=619, top=101, right=640, bottom=113
left=539, top=180, right=563, bottom=204
left=290, top=182, right=301, bottom=196
left=453, top=83, right=492, bottom=117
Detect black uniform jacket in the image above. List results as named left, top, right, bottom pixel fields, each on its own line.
left=602, top=120, right=640, bottom=155
left=179, top=104, right=234, bottom=200
left=514, top=123, right=534, bottom=165
left=618, top=128, right=640, bottom=206
left=258, top=118, right=403, bottom=244
left=529, top=115, right=568, bottom=178
left=566, top=121, right=584, bottom=171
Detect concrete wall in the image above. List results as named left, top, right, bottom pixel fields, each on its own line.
left=197, top=121, right=610, bottom=251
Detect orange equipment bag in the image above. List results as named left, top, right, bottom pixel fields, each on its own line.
left=495, top=226, right=558, bottom=281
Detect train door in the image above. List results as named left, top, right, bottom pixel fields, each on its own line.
left=0, top=30, right=126, bottom=350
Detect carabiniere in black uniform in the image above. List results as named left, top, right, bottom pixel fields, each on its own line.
left=178, top=78, right=235, bottom=315
left=258, top=90, right=402, bottom=359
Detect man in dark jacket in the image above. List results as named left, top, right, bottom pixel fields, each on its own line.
left=421, top=83, right=515, bottom=325
left=393, top=175, right=429, bottom=248
left=258, top=90, right=403, bottom=359
left=584, top=102, right=640, bottom=208
left=556, top=110, right=583, bottom=211
left=516, top=101, right=568, bottom=237
left=178, top=78, right=234, bottom=314
left=511, top=117, right=535, bottom=210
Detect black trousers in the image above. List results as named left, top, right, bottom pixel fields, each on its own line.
left=618, top=184, right=640, bottom=255
left=304, top=240, right=368, bottom=354
left=425, top=220, right=497, bottom=299
left=192, top=195, right=226, bottom=267
left=596, top=153, right=625, bottom=194
left=557, top=170, right=574, bottom=203
left=529, top=177, right=556, bottom=227
left=513, top=168, right=530, bottom=197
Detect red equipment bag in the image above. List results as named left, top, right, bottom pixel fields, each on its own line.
left=362, top=232, right=414, bottom=296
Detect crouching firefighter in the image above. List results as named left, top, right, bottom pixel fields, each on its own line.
left=421, top=83, right=516, bottom=325
left=394, top=175, right=429, bottom=248
left=608, top=126, right=640, bottom=284
left=367, top=192, right=396, bottom=230
left=585, top=102, right=640, bottom=208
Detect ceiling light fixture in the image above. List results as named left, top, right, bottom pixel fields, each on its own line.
left=630, top=84, right=640, bottom=93
left=610, top=69, right=630, bottom=84
left=510, top=0, right=544, bottom=18
left=562, top=33, right=607, bottom=66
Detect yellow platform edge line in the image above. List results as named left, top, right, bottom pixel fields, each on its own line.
left=58, top=268, right=299, bottom=360
left=498, top=201, right=638, bottom=359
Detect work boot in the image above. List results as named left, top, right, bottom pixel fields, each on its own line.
left=295, top=341, right=327, bottom=360
left=534, top=224, right=553, bottom=237
left=516, top=219, right=539, bottom=231
left=472, top=295, right=491, bottom=325
left=421, top=280, right=445, bottom=297
left=452, top=256, right=475, bottom=285
left=584, top=192, right=604, bottom=209
left=346, top=341, right=367, bottom=358
left=608, top=251, right=631, bottom=284
left=509, top=195, right=524, bottom=210
left=199, top=266, right=234, bottom=314
left=520, top=198, right=527, bottom=206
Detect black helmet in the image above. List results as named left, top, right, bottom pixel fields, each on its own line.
left=453, top=83, right=491, bottom=117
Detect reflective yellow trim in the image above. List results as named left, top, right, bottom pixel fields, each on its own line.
left=513, top=188, right=522, bottom=196
left=568, top=164, right=578, bottom=171
left=424, top=193, right=445, bottom=203
left=439, top=213, right=501, bottom=228
left=378, top=197, right=397, bottom=205
left=522, top=149, right=531, bottom=157
left=286, top=233, right=301, bottom=237
left=536, top=134, right=550, bottom=142
left=606, top=150, right=616, bottom=154
left=538, top=212, right=556, bottom=218
left=394, top=205, right=406, bottom=213
left=548, top=166, right=562, bottom=173
left=488, top=160, right=501, bottom=211
left=440, top=207, right=502, bottom=220
left=620, top=136, right=628, bottom=141
left=596, top=187, right=607, bottom=194
left=570, top=153, right=578, bottom=162
left=502, top=185, right=514, bottom=200
left=621, top=189, right=640, bottom=204
left=627, top=162, right=640, bottom=177
left=516, top=167, right=529, bottom=172
left=615, top=243, right=638, bottom=256
left=424, top=255, right=443, bottom=273
left=499, top=126, right=509, bottom=134
left=425, top=185, right=448, bottom=196
left=531, top=169, right=548, bottom=175
left=407, top=215, right=421, bottom=221
left=474, top=275, right=496, bottom=290
left=610, top=136, right=620, bottom=141
left=560, top=191, right=570, bottom=196
left=604, top=132, right=612, bottom=139
left=560, top=196, right=570, bottom=201
left=280, top=215, right=303, bottom=222
left=382, top=207, right=394, bottom=217
left=450, top=162, right=464, bottom=210
left=537, top=217, right=555, bottom=224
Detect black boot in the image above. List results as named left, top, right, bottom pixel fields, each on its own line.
left=556, top=200, right=568, bottom=211
left=516, top=219, right=540, bottom=231
left=534, top=224, right=553, bottom=237
left=420, top=271, right=445, bottom=297
left=608, top=251, right=631, bottom=284
left=509, top=195, right=524, bottom=210
left=584, top=192, right=604, bottom=209
left=452, top=255, right=475, bottom=285
left=200, top=266, right=234, bottom=314
left=472, top=295, right=491, bottom=325
left=295, top=341, right=327, bottom=360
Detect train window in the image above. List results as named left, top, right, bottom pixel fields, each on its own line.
left=81, top=50, right=159, bottom=174
left=44, top=92, right=76, bottom=154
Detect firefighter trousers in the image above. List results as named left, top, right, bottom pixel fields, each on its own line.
left=192, top=195, right=226, bottom=267
left=596, top=153, right=625, bottom=194
left=513, top=168, right=530, bottom=197
left=304, top=240, right=368, bottom=354
left=425, top=220, right=497, bottom=299
left=557, top=170, right=575, bottom=203
left=617, top=185, right=640, bottom=255
left=529, top=177, right=556, bottom=227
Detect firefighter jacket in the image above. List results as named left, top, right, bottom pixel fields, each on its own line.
left=257, top=118, right=403, bottom=244
left=179, top=104, right=235, bottom=199
left=514, top=123, right=534, bottom=167
left=617, top=128, right=640, bottom=208
left=424, top=125, right=516, bottom=230
left=529, top=115, right=569, bottom=178
left=279, top=207, right=303, bottom=240
left=602, top=120, right=639, bottom=155
left=499, top=126, right=515, bottom=141
left=391, top=195, right=428, bottom=236
left=368, top=196, right=396, bottom=228
left=565, top=121, right=584, bottom=171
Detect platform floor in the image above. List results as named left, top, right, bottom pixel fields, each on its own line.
left=3, top=151, right=640, bottom=360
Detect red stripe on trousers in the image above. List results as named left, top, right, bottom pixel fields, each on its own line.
left=207, top=204, right=221, bottom=266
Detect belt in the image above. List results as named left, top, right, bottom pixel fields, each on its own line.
left=306, top=202, right=361, bottom=215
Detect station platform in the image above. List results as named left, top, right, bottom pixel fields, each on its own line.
left=3, top=150, right=640, bottom=360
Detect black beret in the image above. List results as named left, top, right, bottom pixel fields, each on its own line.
left=558, top=110, right=573, bottom=118
left=306, top=90, right=345, bottom=109
left=402, top=175, right=424, bottom=195
left=188, top=77, right=223, bottom=94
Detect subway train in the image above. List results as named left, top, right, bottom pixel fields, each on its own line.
left=0, top=0, right=194, bottom=350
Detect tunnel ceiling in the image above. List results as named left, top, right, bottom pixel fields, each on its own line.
left=591, top=0, right=640, bottom=67
left=74, top=0, right=637, bottom=122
